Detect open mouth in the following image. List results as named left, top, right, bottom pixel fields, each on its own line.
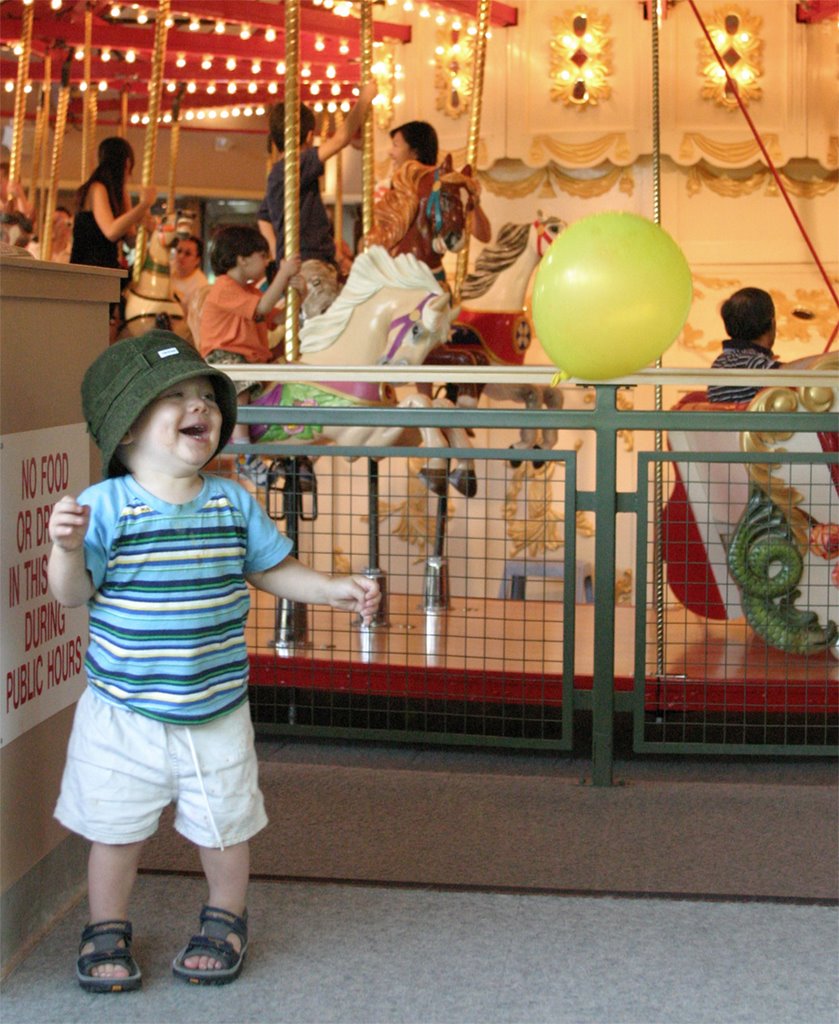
left=181, top=424, right=208, bottom=438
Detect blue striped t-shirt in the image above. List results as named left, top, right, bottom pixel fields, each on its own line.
left=79, top=474, right=292, bottom=725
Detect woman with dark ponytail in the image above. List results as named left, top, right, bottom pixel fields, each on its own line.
left=71, top=137, right=157, bottom=271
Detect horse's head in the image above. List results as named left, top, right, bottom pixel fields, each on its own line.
left=531, top=211, right=567, bottom=258
left=418, top=154, right=477, bottom=257
left=367, top=156, right=476, bottom=264
left=378, top=289, right=457, bottom=368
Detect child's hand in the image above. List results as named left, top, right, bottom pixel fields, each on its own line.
left=280, top=253, right=302, bottom=279
left=326, top=574, right=381, bottom=625
left=49, top=496, right=90, bottom=552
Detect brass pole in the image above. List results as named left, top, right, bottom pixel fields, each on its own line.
left=133, top=0, right=170, bottom=284
left=651, top=1, right=666, bottom=681
left=7, top=2, right=33, bottom=201
left=37, top=54, right=53, bottom=233
left=283, top=0, right=301, bottom=362
left=359, top=1, right=374, bottom=240
left=168, top=85, right=186, bottom=219
left=333, top=109, right=344, bottom=260
left=30, top=53, right=50, bottom=243
left=454, top=0, right=491, bottom=304
left=120, top=88, right=129, bottom=138
left=81, top=5, right=93, bottom=182
left=43, top=54, right=73, bottom=265
left=88, top=88, right=99, bottom=179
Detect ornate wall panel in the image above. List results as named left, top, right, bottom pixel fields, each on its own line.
left=804, top=17, right=839, bottom=170
left=660, top=0, right=810, bottom=167
left=373, top=1, right=833, bottom=175
left=505, top=1, right=652, bottom=169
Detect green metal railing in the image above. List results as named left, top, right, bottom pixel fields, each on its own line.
left=235, top=371, right=838, bottom=783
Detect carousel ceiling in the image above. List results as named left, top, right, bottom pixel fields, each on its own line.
left=0, top=0, right=519, bottom=127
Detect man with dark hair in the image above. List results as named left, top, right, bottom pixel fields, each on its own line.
left=707, top=286, right=781, bottom=404
left=257, top=83, right=376, bottom=266
left=170, top=234, right=208, bottom=312
left=27, top=206, right=73, bottom=262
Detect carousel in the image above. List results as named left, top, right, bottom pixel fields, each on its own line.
left=1, top=0, right=837, bottom=778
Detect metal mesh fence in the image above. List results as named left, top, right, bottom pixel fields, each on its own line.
left=216, top=445, right=579, bottom=749
left=205, top=381, right=837, bottom=767
left=636, top=449, right=838, bottom=752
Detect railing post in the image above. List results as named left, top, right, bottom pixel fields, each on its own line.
left=591, top=385, right=619, bottom=785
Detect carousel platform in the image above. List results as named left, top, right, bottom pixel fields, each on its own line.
left=245, top=594, right=839, bottom=718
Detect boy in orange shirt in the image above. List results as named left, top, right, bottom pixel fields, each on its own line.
left=199, top=226, right=301, bottom=478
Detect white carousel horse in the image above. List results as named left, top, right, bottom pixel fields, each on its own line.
left=250, top=245, right=475, bottom=495
left=120, top=212, right=194, bottom=340
left=449, top=213, right=567, bottom=452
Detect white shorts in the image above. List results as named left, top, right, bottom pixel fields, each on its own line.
left=55, top=688, right=267, bottom=849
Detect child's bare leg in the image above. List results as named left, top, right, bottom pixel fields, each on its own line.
left=83, top=840, right=145, bottom=979
left=181, top=841, right=250, bottom=971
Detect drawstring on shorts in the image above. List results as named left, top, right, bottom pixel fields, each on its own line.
left=185, top=728, right=225, bottom=850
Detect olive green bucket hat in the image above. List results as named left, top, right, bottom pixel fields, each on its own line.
left=81, top=330, right=239, bottom=478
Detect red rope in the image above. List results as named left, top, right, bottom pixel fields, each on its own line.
left=686, top=0, right=839, bottom=352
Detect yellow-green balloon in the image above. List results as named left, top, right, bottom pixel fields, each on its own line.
left=531, top=211, right=693, bottom=379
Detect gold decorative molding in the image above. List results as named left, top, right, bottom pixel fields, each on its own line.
left=503, top=462, right=564, bottom=558
left=382, top=459, right=453, bottom=557
left=679, top=132, right=782, bottom=165
left=615, top=569, right=633, bottom=605
left=741, top=353, right=839, bottom=552
left=530, top=132, right=631, bottom=166
left=332, top=548, right=352, bottom=575
left=697, top=5, right=764, bottom=109
left=686, top=161, right=838, bottom=198
left=679, top=282, right=836, bottom=352
left=480, top=162, right=633, bottom=200
left=549, top=8, right=613, bottom=109
left=616, top=389, right=635, bottom=452
left=576, top=510, right=595, bottom=538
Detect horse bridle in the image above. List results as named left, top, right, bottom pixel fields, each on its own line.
left=425, top=168, right=445, bottom=235
left=533, top=218, right=556, bottom=257
left=383, top=293, right=436, bottom=363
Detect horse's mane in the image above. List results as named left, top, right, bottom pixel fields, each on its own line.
left=299, top=245, right=443, bottom=355
left=459, top=222, right=531, bottom=302
left=365, top=161, right=428, bottom=250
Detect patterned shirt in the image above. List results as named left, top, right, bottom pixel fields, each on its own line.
left=80, top=474, right=292, bottom=724
left=706, top=338, right=780, bottom=404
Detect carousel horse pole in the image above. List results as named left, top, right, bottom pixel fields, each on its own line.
left=269, top=456, right=318, bottom=650
left=423, top=474, right=451, bottom=613
left=361, top=458, right=390, bottom=628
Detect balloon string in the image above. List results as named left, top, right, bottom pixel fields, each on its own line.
left=686, top=0, right=838, bottom=354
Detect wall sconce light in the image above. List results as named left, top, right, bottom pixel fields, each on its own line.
left=698, top=5, right=763, bottom=108
left=371, top=43, right=400, bottom=129
left=549, top=9, right=613, bottom=108
left=434, top=24, right=475, bottom=119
